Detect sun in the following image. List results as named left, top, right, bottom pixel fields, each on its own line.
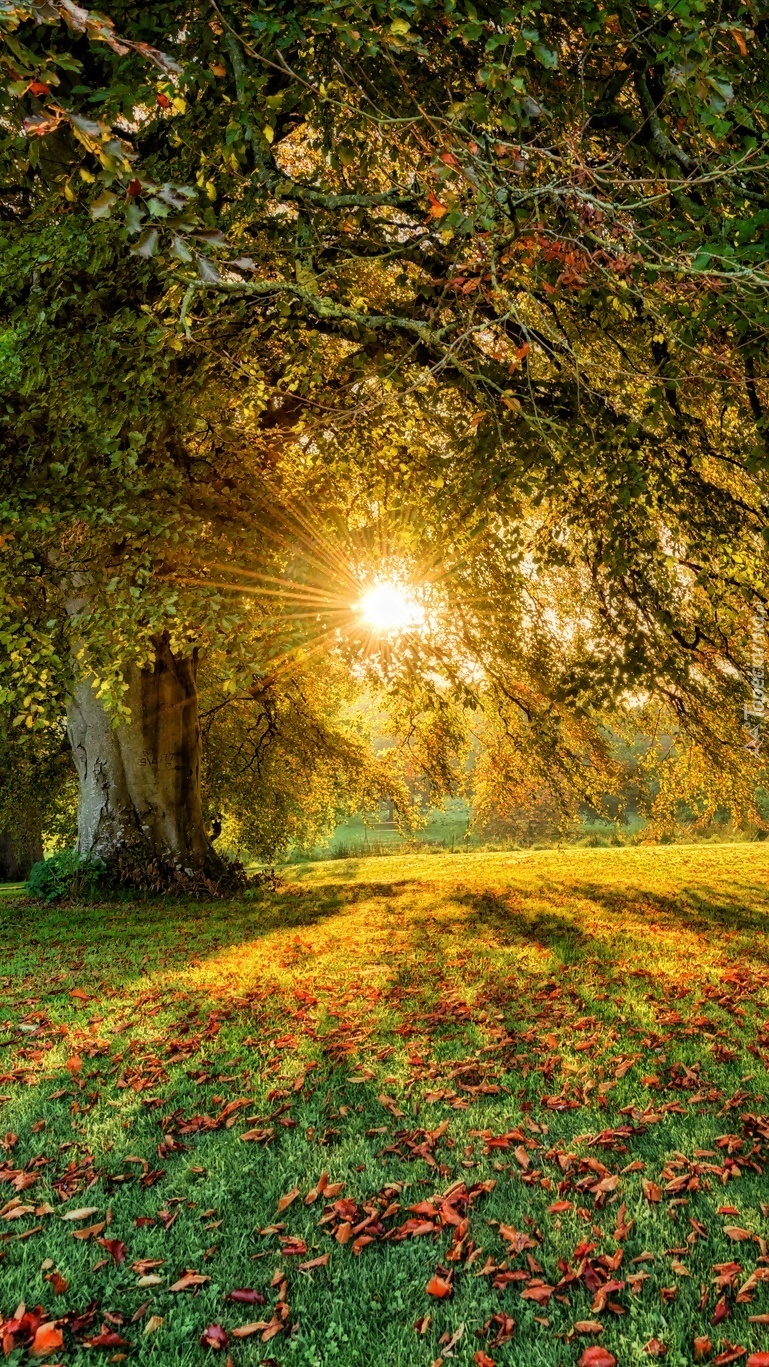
left=357, top=580, right=424, bottom=634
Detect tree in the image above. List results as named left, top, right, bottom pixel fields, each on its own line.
left=0, top=720, right=74, bottom=878
left=2, top=0, right=768, bottom=877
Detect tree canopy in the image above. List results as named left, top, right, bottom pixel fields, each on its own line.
left=2, top=0, right=769, bottom=864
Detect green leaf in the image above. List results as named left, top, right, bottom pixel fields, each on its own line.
left=90, top=188, right=118, bottom=220
left=131, top=226, right=160, bottom=258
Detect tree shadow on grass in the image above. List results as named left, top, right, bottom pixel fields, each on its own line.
left=0, top=879, right=422, bottom=996
left=455, top=888, right=603, bottom=968
left=550, top=879, right=769, bottom=968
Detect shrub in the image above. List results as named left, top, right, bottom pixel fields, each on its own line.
left=27, top=849, right=105, bottom=903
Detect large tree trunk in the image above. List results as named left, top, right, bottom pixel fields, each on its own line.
left=67, top=634, right=209, bottom=870
left=0, top=826, right=43, bottom=882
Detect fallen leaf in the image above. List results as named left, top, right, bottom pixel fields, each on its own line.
left=578, top=1351, right=617, bottom=1367
left=231, top=1322, right=270, bottom=1338
left=426, top=1275, right=453, bottom=1298
left=200, top=1324, right=229, bottom=1350
left=143, top=1315, right=164, bottom=1336
left=226, top=1290, right=266, bottom=1305
left=276, top=1186, right=300, bottom=1212
left=29, top=1324, right=64, bottom=1357
left=694, top=1338, right=713, bottom=1361
left=299, top=1253, right=330, bottom=1271
left=168, top=1271, right=211, bottom=1292
left=724, top=1226, right=753, bottom=1241
left=712, top=1346, right=748, bottom=1366
left=62, top=1207, right=99, bottom=1221
left=71, top=1221, right=106, bottom=1240
left=574, top=1322, right=604, bottom=1335
left=644, top=1341, right=667, bottom=1358
left=82, top=1327, right=128, bottom=1348
left=475, top=1353, right=496, bottom=1367
left=642, top=1179, right=662, bottom=1203
left=96, top=1237, right=126, bottom=1265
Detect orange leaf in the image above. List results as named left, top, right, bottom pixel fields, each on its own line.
left=426, top=1275, right=453, bottom=1298
left=475, top=1353, right=496, bottom=1367
left=65, top=1054, right=82, bottom=1074
left=30, top=1323, right=64, bottom=1357
left=642, top=1179, right=662, bottom=1203
left=276, top=1186, right=300, bottom=1212
left=169, top=1271, right=211, bottom=1292
left=426, top=192, right=448, bottom=219
left=299, top=1253, right=330, bottom=1271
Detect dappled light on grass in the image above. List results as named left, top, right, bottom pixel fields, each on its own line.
left=3, top=846, right=769, bottom=1363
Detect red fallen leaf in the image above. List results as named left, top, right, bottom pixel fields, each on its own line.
left=82, top=1326, right=129, bottom=1348
left=579, top=1351, right=617, bottom=1367
left=66, top=1054, right=82, bottom=1074
left=96, top=1237, right=126, bottom=1265
left=200, top=1324, right=229, bottom=1350
left=156, top=92, right=172, bottom=109
left=712, top=1346, right=747, bottom=1365
left=475, top=1353, right=496, bottom=1367
left=226, top=1290, right=266, bottom=1305
left=574, top=1322, right=604, bottom=1335
left=747, top=1356, right=769, bottom=1366
left=279, top=1237, right=307, bottom=1256
left=712, top=1295, right=731, bottom=1325
left=548, top=1200, right=573, bottom=1213
left=694, top=1338, right=713, bottom=1361
left=29, top=1323, right=64, bottom=1357
left=426, top=1275, right=453, bottom=1298
left=644, top=1341, right=668, bottom=1358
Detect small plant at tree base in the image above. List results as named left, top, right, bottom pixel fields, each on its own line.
left=27, top=849, right=105, bottom=904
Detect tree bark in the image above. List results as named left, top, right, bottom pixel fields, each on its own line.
left=0, top=826, right=43, bottom=881
left=67, top=634, right=209, bottom=870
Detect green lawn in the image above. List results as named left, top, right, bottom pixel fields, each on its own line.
left=3, top=845, right=769, bottom=1365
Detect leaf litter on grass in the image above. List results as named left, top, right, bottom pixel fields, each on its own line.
left=3, top=847, right=769, bottom=1362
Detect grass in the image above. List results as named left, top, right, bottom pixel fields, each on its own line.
left=2, top=844, right=769, bottom=1365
